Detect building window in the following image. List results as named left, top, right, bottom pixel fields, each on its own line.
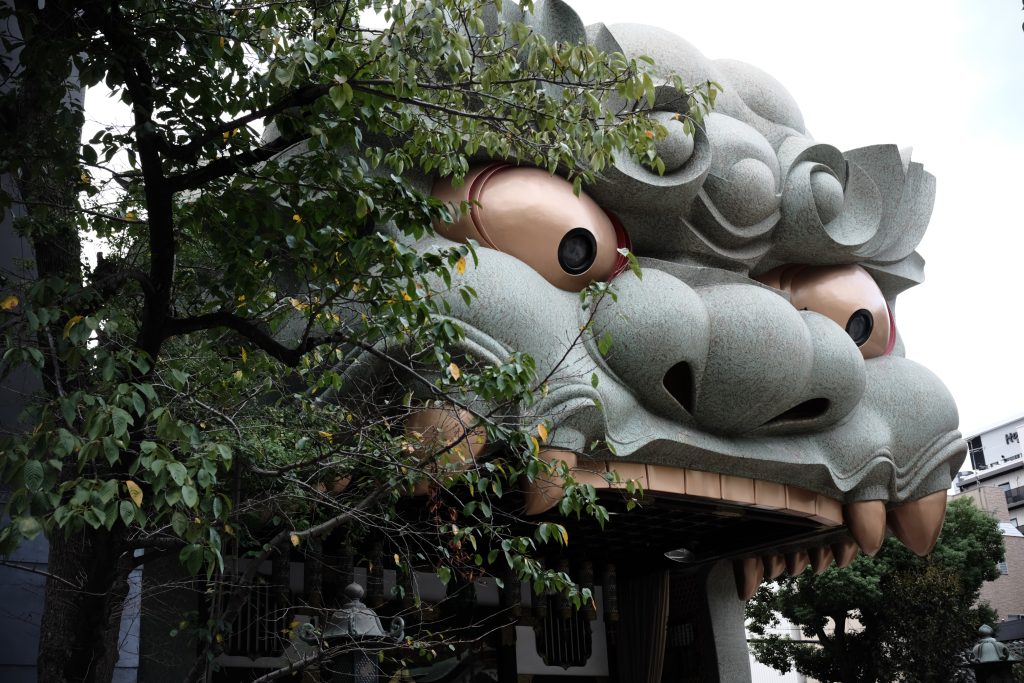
left=969, top=436, right=986, bottom=470
left=1000, top=482, right=1011, bottom=493
left=998, top=559, right=1009, bottom=575
left=1012, top=518, right=1019, bottom=527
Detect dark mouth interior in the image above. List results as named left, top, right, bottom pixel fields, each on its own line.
left=764, top=397, right=831, bottom=425
left=663, top=361, right=695, bottom=413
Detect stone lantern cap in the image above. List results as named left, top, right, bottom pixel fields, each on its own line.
left=320, top=582, right=404, bottom=641
left=971, top=625, right=1022, bottom=664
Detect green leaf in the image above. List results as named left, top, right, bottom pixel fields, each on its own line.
left=171, top=511, right=189, bottom=536
left=167, top=462, right=187, bottom=486
left=131, top=392, right=146, bottom=417
left=181, top=485, right=198, bottom=508
left=437, top=566, right=451, bottom=585
left=55, top=429, right=76, bottom=457
left=23, top=461, right=44, bottom=492
left=97, top=478, right=118, bottom=504
left=119, top=500, right=135, bottom=526
left=179, top=544, right=203, bottom=575
left=111, top=406, right=133, bottom=437
left=329, top=84, right=352, bottom=109
left=16, top=516, right=42, bottom=539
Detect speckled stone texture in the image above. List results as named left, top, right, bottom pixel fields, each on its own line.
left=374, top=0, right=962, bottom=509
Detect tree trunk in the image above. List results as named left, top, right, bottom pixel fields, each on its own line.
left=5, top=5, right=131, bottom=679
left=37, top=527, right=132, bottom=683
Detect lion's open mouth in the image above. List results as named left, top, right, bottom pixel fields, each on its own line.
left=522, top=455, right=949, bottom=599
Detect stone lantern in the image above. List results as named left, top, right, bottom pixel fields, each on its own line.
left=968, top=624, right=1022, bottom=683
left=299, top=582, right=405, bottom=683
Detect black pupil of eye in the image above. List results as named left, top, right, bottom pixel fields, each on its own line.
left=558, top=228, right=597, bottom=274
left=845, top=309, right=873, bottom=346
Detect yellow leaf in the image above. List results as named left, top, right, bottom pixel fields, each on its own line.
left=448, top=362, right=461, bottom=380
left=125, top=480, right=144, bottom=507
left=537, top=423, right=548, bottom=443
left=232, top=369, right=243, bottom=380
left=556, top=523, right=568, bottom=545
left=456, top=256, right=466, bottom=275
left=401, top=291, right=412, bottom=301
left=80, top=172, right=91, bottom=185
left=289, top=297, right=308, bottom=311
left=125, top=211, right=136, bottom=220
left=240, top=347, right=248, bottom=364
left=290, top=533, right=300, bottom=547
left=292, top=213, right=302, bottom=223
left=318, top=430, right=333, bottom=443
left=224, top=524, right=235, bottom=535
left=530, top=436, right=539, bottom=454
left=62, top=315, right=83, bottom=338
left=215, top=633, right=224, bottom=643
left=643, top=129, right=655, bottom=139
left=1, top=295, right=19, bottom=311
left=289, top=620, right=300, bottom=629
left=394, top=553, right=401, bottom=566
left=218, top=36, right=226, bottom=48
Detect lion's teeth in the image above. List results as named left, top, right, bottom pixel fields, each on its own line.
left=831, top=539, right=860, bottom=568
left=763, top=554, right=786, bottom=580
left=734, top=556, right=764, bottom=601
left=842, top=500, right=887, bottom=556
left=785, top=549, right=810, bottom=576
left=886, top=490, right=947, bottom=556
left=810, top=546, right=834, bottom=574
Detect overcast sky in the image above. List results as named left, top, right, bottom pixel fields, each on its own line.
left=569, top=0, right=1024, bottom=438
left=86, top=1, right=1024, bottom=439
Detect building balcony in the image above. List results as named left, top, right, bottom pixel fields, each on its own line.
left=1006, top=485, right=1024, bottom=507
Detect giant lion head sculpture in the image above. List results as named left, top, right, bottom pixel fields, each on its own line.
left=349, top=3, right=962, bottom=599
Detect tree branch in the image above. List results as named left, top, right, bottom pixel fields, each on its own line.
left=168, top=133, right=310, bottom=192
left=165, top=84, right=330, bottom=163
left=164, top=311, right=312, bottom=366
left=0, top=559, right=83, bottom=590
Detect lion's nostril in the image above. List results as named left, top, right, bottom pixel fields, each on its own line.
left=663, top=362, right=695, bottom=414
left=764, top=398, right=831, bottom=426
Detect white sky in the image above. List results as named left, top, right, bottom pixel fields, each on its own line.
left=571, top=0, right=1024, bottom=438
left=85, top=1, right=1024, bottom=438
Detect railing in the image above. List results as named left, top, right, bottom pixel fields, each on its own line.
left=1005, top=485, right=1024, bottom=506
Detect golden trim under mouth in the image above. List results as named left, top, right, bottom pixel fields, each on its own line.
left=398, top=407, right=948, bottom=601
left=522, top=449, right=947, bottom=600
left=523, top=451, right=843, bottom=525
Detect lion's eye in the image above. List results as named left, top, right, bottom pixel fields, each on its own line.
left=432, top=164, right=629, bottom=291
left=757, top=264, right=895, bottom=359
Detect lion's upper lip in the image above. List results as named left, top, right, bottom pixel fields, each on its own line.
left=579, top=356, right=963, bottom=506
